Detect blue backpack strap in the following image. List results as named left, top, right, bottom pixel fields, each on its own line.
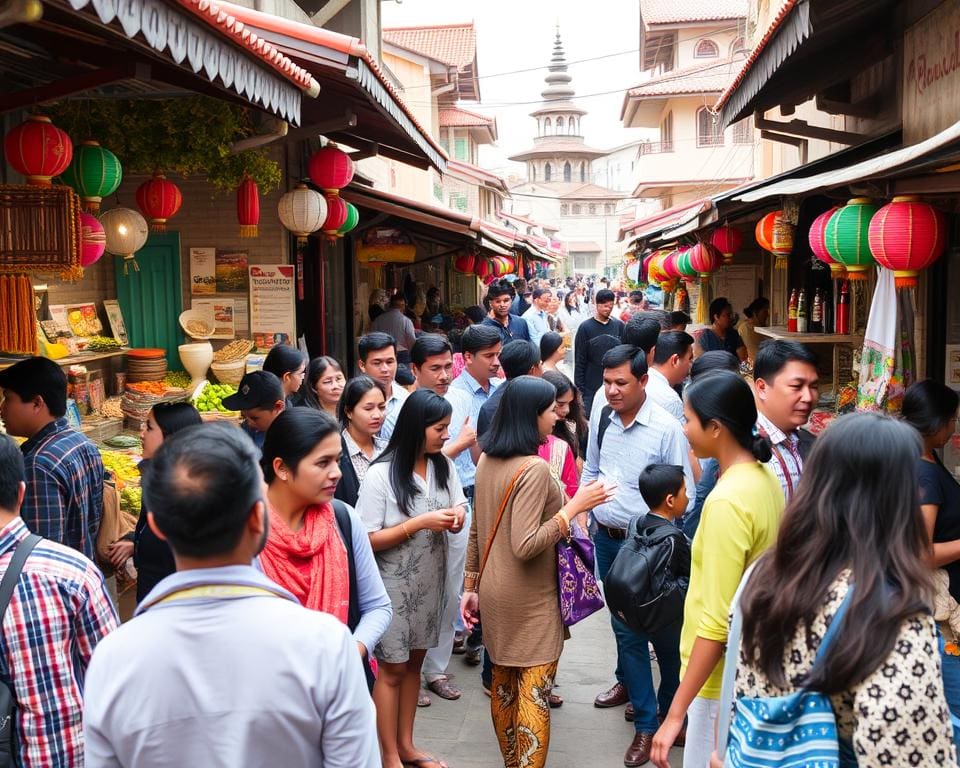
left=811, top=584, right=855, bottom=668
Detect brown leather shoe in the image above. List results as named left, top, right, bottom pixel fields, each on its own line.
left=624, top=703, right=634, bottom=721
left=623, top=732, right=654, bottom=767
left=656, top=714, right=685, bottom=747
left=594, top=681, right=629, bottom=708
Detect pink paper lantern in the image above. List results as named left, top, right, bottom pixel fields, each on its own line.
left=80, top=212, right=106, bottom=267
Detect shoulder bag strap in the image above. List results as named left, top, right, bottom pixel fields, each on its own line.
left=0, top=536, right=41, bottom=623
left=330, top=501, right=360, bottom=633
left=477, top=459, right=537, bottom=587
left=716, top=560, right=759, bottom=754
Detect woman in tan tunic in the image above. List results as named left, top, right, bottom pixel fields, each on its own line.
left=460, top=376, right=609, bottom=768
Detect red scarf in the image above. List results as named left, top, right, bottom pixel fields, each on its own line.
left=260, top=503, right=350, bottom=624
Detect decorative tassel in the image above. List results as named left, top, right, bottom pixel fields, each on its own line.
left=239, top=224, right=259, bottom=238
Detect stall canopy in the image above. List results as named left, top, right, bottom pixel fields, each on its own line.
left=1, top=0, right=321, bottom=124
left=214, top=1, right=447, bottom=172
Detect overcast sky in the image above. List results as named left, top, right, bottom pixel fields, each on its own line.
left=380, top=0, right=653, bottom=178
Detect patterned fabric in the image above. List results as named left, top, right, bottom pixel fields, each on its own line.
left=735, top=571, right=957, bottom=766
left=0, top=517, right=118, bottom=767
left=756, top=412, right=803, bottom=502
left=449, top=370, right=501, bottom=488
left=491, top=661, right=559, bottom=768
left=20, top=418, right=104, bottom=559
left=341, top=430, right=385, bottom=485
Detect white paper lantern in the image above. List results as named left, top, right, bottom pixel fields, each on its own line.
left=101, top=207, right=149, bottom=273
left=278, top=183, right=326, bottom=242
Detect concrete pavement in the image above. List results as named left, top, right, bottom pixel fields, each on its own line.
left=413, top=610, right=686, bottom=767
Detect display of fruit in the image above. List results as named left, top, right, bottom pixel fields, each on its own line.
left=193, top=383, right=238, bottom=413
left=120, top=486, right=142, bottom=514
left=213, top=339, right=254, bottom=363
left=100, top=449, right=140, bottom=486
left=164, top=370, right=192, bottom=389
left=103, top=434, right=141, bottom=450
left=86, top=335, right=121, bottom=352
left=126, top=381, right=170, bottom=396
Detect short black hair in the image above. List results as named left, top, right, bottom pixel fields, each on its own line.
left=709, top=297, right=733, bottom=323
left=902, top=379, right=960, bottom=438
left=261, top=408, right=340, bottom=484
left=532, top=287, right=552, bottom=300
left=0, top=434, right=25, bottom=511
left=151, top=402, right=202, bottom=437
left=669, top=311, right=691, bottom=327
left=690, top=350, right=739, bottom=380
left=629, top=290, right=644, bottom=303
left=540, top=331, right=564, bottom=362
left=595, top=289, right=615, bottom=304
left=622, top=315, right=661, bottom=352
left=411, top=334, right=452, bottom=367
left=0, top=357, right=67, bottom=417
left=485, top=279, right=514, bottom=302
left=263, top=344, right=306, bottom=379
left=602, top=344, right=648, bottom=379
left=753, top=340, right=818, bottom=384
left=395, top=364, right=416, bottom=387
left=743, top=297, right=770, bottom=318
left=638, top=464, right=685, bottom=510
left=358, top=332, right=397, bottom=362
left=481, top=376, right=556, bottom=458
left=465, top=305, right=487, bottom=324
left=500, top=340, right=541, bottom=379
left=653, top=331, right=694, bottom=365
left=461, top=324, right=502, bottom=356
left=388, top=293, right=406, bottom=307
left=143, top=423, right=264, bottom=558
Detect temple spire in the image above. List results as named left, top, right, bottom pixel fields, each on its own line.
left=541, top=27, right=575, bottom=102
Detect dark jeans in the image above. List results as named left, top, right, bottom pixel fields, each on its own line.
left=465, top=621, right=493, bottom=688
left=594, top=526, right=681, bottom=733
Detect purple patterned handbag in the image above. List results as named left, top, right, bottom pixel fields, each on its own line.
left=557, top=528, right=604, bottom=626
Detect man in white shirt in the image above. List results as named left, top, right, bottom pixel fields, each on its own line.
left=521, top=286, right=553, bottom=346
left=644, top=330, right=694, bottom=423
left=358, top=331, right=409, bottom=441
left=83, top=422, right=378, bottom=768
left=410, top=334, right=476, bottom=703
left=370, top=293, right=416, bottom=363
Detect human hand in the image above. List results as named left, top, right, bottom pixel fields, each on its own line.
left=651, top=715, right=684, bottom=768
left=571, top=480, right=615, bottom=513
left=709, top=750, right=723, bottom=768
left=107, top=540, right=135, bottom=571
left=417, top=509, right=460, bottom=532
left=460, top=592, right=479, bottom=630
left=456, top=417, right=477, bottom=451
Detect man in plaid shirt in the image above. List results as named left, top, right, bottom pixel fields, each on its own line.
left=0, top=358, right=104, bottom=559
left=0, top=434, right=118, bottom=766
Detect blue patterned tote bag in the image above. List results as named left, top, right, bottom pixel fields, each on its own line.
left=718, top=567, right=855, bottom=768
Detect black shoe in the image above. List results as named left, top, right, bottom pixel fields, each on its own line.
left=464, top=647, right=482, bottom=666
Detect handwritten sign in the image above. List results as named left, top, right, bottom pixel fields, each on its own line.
left=903, top=3, right=960, bottom=143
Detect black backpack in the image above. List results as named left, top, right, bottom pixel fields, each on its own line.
left=603, top=515, right=689, bottom=636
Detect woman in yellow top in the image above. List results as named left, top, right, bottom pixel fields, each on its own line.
left=735, top=297, right=770, bottom=363
left=650, top=370, right=784, bottom=768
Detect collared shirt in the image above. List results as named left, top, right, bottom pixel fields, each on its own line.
left=20, top=417, right=104, bottom=559
left=582, top=395, right=695, bottom=530
left=370, top=309, right=416, bottom=352
left=645, top=367, right=684, bottom=422
left=0, top=518, right=117, bottom=768
left=443, top=388, right=475, bottom=489
left=342, top=429, right=385, bottom=486
left=379, top=383, right=410, bottom=442
left=522, top=306, right=551, bottom=346
left=756, top=411, right=803, bottom=502
left=84, top=565, right=378, bottom=768
left=481, top=315, right=530, bottom=343
left=449, top=369, right=501, bottom=487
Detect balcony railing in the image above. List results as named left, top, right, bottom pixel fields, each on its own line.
left=639, top=141, right=674, bottom=155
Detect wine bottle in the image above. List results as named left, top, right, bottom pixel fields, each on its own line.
left=796, top=290, right=808, bottom=333
left=787, top=289, right=798, bottom=332
left=811, top=288, right=823, bottom=333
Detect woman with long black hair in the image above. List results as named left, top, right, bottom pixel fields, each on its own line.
left=335, top=376, right=386, bottom=507
left=711, top=413, right=955, bottom=766
left=542, top=369, right=588, bottom=468
left=652, top=371, right=784, bottom=768
left=263, top=344, right=307, bottom=407
left=357, top=389, right=466, bottom=768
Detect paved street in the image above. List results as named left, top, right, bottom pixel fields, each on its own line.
left=414, top=610, right=685, bottom=767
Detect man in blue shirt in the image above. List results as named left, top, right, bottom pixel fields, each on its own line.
left=522, top=286, right=553, bottom=346
left=481, top=279, right=530, bottom=343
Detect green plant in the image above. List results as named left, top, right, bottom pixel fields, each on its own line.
left=49, top=97, right=282, bottom=192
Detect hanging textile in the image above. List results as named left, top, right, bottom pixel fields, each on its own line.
left=857, top=268, right=913, bottom=412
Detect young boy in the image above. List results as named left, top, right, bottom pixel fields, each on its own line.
left=638, top=463, right=690, bottom=527
left=222, top=370, right=285, bottom=452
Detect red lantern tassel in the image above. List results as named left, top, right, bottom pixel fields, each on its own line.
left=237, top=176, right=260, bottom=238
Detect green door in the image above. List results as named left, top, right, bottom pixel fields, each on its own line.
left=114, top=232, right=183, bottom=369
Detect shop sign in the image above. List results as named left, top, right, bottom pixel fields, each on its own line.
left=903, top=0, right=960, bottom=143
left=249, top=265, right=295, bottom=351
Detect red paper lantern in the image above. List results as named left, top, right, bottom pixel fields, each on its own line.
left=475, top=258, right=494, bottom=280
left=454, top=253, right=476, bottom=274
left=135, top=171, right=182, bottom=232
left=688, top=242, right=721, bottom=276
left=322, top=194, right=348, bottom=237
left=79, top=212, right=106, bottom=267
left=662, top=249, right=682, bottom=279
left=499, top=254, right=516, bottom=274
left=237, top=176, right=260, bottom=238
left=755, top=211, right=781, bottom=252
left=3, top=114, right=73, bottom=187
left=308, top=145, right=355, bottom=193
left=710, top=224, right=743, bottom=265
left=868, top=196, right=947, bottom=288
left=808, top=207, right=844, bottom=277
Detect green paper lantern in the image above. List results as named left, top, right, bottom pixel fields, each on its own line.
left=676, top=247, right=697, bottom=279
left=824, top=197, right=878, bottom=279
left=337, top=202, right=359, bottom=236
left=59, top=140, right=122, bottom=212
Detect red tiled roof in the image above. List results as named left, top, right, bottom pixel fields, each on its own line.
left=439, top=106, right=494, bottom=127
left=625, top=59, right=737, bottom=99
left=713, top=0, right=799, bottom=114
left=382, top=23, right=477, bottom=69
left=175, top=0, right=319, bottom=93
left=640, top=0, right=748, bottom=26
left=618, top=199, right=706, bottom=241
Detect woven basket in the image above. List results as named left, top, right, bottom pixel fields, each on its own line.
left=0, top=185, right=82, bottom=279
left=210, top=360, right=246, bottom=386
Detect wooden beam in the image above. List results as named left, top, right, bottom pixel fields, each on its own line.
left=754, top=115, right=864, bottom=146
left=759, top=130, right=808, bottom=165
left=310, top=0, right=351, bottom=26
left=0, top=66, right=131, bottom=113
left=816, top=92, right=882, bottom=119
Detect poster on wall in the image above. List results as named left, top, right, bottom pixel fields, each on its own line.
left=190, top=247, right=217, bottom=295
left=191, top=298, right=236, bottom=340
left=249, top=265, right=295, bottom=351
left=216, top=251, right=248, bottom=292
left=102, top=300, right=129, bottom=345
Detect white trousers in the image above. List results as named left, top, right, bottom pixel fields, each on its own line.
left=422, top=519, right=469, bottom=680
left=683, top=696, right=720, bottom=768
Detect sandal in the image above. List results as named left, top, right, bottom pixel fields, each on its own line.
left=417, top=691, right=431, bottom=707
left=401, top=756, right=448, bottom=768
left=426, top=676, right=461, bottom=701
left=547, top=692, right=563, bottom=708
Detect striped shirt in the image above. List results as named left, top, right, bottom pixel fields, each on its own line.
left=20, top=418, right=104, bottom=559
left=0, top=518, right=118, bottom=767
left=582, top=394, right=695, bottom=530
left=756, top=411, right=803, bottom=502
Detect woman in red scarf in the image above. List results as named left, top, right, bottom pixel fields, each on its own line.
left=260, top=409, right=392, bottom=678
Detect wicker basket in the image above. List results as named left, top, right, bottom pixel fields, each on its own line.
left=210, top=360, right=246, bottom=386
